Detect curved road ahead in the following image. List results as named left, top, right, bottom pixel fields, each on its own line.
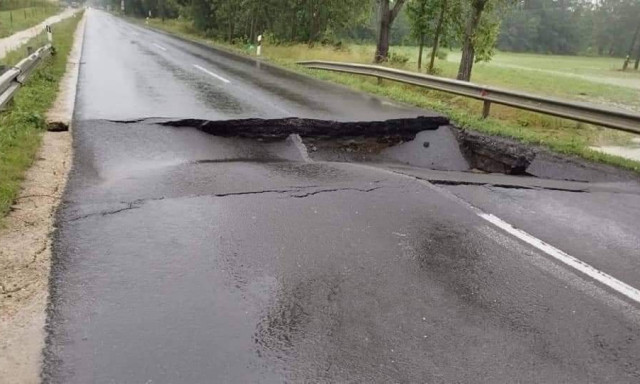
left=44, top=10, right=640, bottom=383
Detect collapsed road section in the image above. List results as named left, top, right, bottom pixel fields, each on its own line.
left=160, top=116, right=451, bottom=141
left=159, top=117, right=640, bottom=185
left=45, top=116, right=640, bottom=384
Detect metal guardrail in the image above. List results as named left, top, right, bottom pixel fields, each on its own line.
left=0, top=44, right=52, bottom=111
left=298, top=60, right=640, bottom=135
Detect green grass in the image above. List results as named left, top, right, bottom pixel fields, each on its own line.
left=0, top=6, right=61, bottom=38
left=143, top=18, right=640, bottom=173
left=1, top=28, right=50, bottom=67
left=0, top=11, right=82, bottom=220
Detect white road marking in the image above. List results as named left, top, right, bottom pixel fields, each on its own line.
left=193, top=64, right=230, bottom=84
left=153, top=43, right=166, bottom=51
left=356, top=164, right=640, bottom=306
left=428, top=178, right=640, bottom=305
left=477, top=225, right=640, bottom=324
left=480, top=212, right=640, bottom=304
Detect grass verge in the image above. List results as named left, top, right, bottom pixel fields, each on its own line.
left=142, top=18, right=640, bottom=173
left=0, top=6, right=61, bottom=38
left=0, top=11, right=82, bottom=220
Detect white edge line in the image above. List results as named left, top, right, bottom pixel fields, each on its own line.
left=193, top=64, right=230, bottom=84
left=479, top=213, right=640, bottom=304
left=153, top=43, right=167, bottom=51
left=354, top=164, right=640, bottom=306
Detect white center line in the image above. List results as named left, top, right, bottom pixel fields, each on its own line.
left=153, top=43, right=167, bottom=51
left=193, top=64, right=230, bottom=84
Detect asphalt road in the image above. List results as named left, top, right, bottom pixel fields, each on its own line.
left=44, top=10, right=640, bottom=383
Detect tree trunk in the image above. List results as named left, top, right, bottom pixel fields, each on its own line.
left=308, top=1, right=318, bottom=45
left=250, top=10, right=256, bottom=43
left=227, top=6, right=233, bottom=43
left=635, top=44, right=640, bottom=70
left=375, top=1, right=391, bottom=63
left=418, top=33, right=424, bottom=70
left=457, top=1, right=485, bottom=81
left=290, top=5, right=297, bottom=41
left=429, top=0, right=447, bottom=74
left=374, top=0, right=406, bottom=63
left=624, top=22, right=640, bottom=71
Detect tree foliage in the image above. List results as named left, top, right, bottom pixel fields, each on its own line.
left=498, top=0, right=640, bottom=56
left=407, top=0, right=461, bottom=71
left=98, top=0, right=640, bottom=79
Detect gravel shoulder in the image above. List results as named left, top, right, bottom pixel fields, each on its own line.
left=0, top=13, right=85, bottom=383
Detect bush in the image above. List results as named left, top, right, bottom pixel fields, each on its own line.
left=388, top=51, right=409, bottom=65
left=427, top=66, right=442, bottom=76
left=436, top=50, right=448, bottom=61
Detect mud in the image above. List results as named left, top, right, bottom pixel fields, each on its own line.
left=454, top=129, right=639, bottom=182
left=454, top=129, right=536, bottom=175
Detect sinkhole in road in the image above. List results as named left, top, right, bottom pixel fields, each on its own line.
left=159, top=117, right=637, bottom=182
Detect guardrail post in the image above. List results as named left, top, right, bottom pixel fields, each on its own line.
left=482, top=100, right=491, bottom=119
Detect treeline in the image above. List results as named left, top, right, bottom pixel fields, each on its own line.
left=102, top=0, right=640, bottom=80
left=499, top=0, right=640, bottom=56
left=104, top=0, right=372, bottom=44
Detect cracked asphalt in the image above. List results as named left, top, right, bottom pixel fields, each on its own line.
left=43, top=10, right=640, bottom=383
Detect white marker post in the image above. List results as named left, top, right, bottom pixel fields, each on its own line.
left=257, top=35, right=263, bottom=57
left=46, top=25, right=52, bottom=44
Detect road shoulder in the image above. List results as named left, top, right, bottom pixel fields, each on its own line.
left=0, top=13, right=86, bottom=383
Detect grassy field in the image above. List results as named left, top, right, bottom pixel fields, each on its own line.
left=0, top=12, right=82, bottom=220
left=145, top=18, right=640, bottom=172
left=0, top=6, right=60, bottom=38
left=264, top=43, right=640, bottom=113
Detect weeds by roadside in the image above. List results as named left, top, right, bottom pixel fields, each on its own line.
left=0, top=12, right=83, bottom=221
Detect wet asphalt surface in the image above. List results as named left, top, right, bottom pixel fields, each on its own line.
left=43, top=10, right=640, bottom=383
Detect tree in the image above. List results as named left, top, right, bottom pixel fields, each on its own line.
left=407, top=0, right=459, bottom=73
left=429, top=0, right=448, bottom=72
left=457, top=0, right=509, bottom=81
left=457, top=0, right=487, bottom=81
left=623, top=22, right=640, bottom=70
left=375, top=0, right=408, bottom=63
left=406, top=0, right=429, bottom=69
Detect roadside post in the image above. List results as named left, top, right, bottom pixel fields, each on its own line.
left=46, top=25, right=53, bottom=44
left=257, top=35, right=263, bottom=56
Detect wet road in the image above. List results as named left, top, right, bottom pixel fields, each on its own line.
left=44, top=10, right=640, bottom=383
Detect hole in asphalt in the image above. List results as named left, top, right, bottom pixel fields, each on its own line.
left=107, top=116, right=636, bottom=184
left=158, top=116, right=536, bottom=176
